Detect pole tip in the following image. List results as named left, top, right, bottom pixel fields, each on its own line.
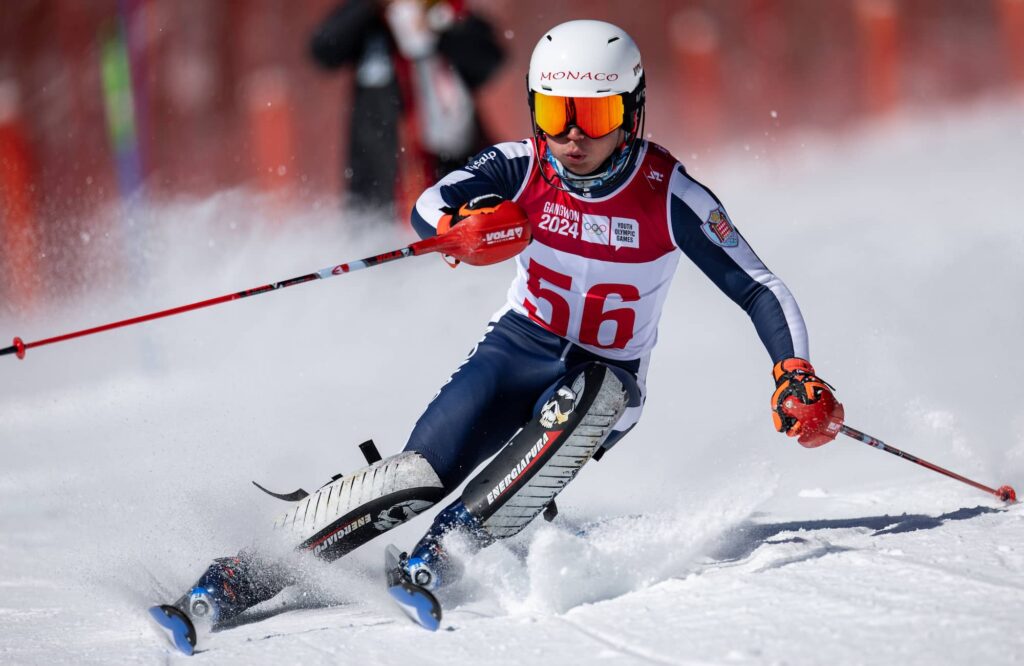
left=997, top=485, right=1017, bottom=502
left=13, top=337, right=25, bottom=359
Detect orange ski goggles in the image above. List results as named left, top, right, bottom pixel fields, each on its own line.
left=532, top=92, right=627, bottom=139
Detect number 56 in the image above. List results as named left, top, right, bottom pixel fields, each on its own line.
left=523, top=259, right=639, bottom=350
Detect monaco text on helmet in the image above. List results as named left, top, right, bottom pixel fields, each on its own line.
left=540, top=71, right=620, bottom=81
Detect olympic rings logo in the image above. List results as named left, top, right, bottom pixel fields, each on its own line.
left=583, top=222, right=608, bottom=233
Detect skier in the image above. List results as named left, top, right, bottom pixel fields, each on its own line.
left=160, top=19, right=843, bottom=635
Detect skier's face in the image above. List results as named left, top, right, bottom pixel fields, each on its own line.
left=546, top=127, right=625, bottom=176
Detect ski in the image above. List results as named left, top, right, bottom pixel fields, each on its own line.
left=148, top=604, right=198, bottom=656
left=385, top=544, right=442, bottom=631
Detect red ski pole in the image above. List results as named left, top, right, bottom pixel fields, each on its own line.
left=1, top=203, right=530, bottom=362
left=0, top=246, right=415, bottom=361
left=840, top=424, right=1017, bottom=502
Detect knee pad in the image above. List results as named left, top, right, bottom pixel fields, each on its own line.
left=272, top=452, right=445, bottom=561
left=460, top=362, right=629, bottom=539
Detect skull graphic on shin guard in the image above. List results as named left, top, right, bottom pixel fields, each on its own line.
left=539, top=386, right=578, bottom=429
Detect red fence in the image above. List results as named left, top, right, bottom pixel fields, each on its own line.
left=1, top=0, right=1022, bottom=308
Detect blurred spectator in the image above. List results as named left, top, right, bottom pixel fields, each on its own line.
left=310, top=0, right=504, bottom=220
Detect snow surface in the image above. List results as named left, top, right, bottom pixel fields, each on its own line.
left=2, top=97, right=1023, bottom=665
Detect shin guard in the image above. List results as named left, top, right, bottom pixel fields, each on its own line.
left=273, top=452, right=445, bottom=561
left=461, top=362, right=629, bottom=539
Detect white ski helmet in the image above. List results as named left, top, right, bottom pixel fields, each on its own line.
left=528, top=19, right=644, bottom=98
left=527, top=20, right=646, bottom=194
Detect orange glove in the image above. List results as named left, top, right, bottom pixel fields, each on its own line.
left=436, top=194, right=506, bottom=234
left=429, top=194, right=530, bottom=267
left=771, top=358, right=844, bottom=448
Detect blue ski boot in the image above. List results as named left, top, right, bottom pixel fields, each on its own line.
left=182, top=556, right=253, bottom=627
left=150, top=552, right=292, bottom=654
left=403, top=500, right=493, bottom=591
left=178, top=552, right=293, bottom=629
left=384, top=500, right=494, bottom=630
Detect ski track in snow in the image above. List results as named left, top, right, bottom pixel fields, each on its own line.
left=2, top=97, right=1024, bottom=664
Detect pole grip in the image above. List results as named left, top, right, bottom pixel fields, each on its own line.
left=0, top=337, right=26, bottom=359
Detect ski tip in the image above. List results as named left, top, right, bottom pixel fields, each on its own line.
left=148, top=604, right=197, bottom=656
left=388, top=582, right=443, bottom=631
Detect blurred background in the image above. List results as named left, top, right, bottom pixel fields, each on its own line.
left=1, top=0, right=1023, bottom=313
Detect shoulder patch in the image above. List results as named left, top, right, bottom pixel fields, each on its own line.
left=701, top=207, right=739, bottom=248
